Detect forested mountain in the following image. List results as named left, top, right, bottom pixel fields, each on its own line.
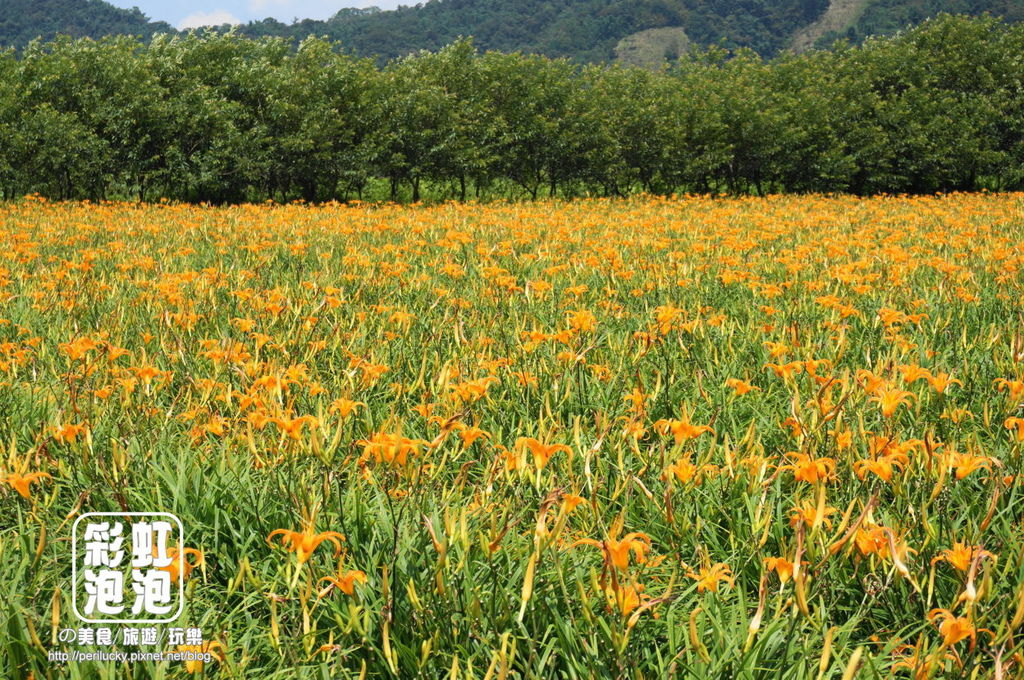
left=0, top=0, right=1021, bottom=62
left=238, top=0, right=830, bottom=62
left=824, top=0, right=1024, bottom=45
left=0, top=0, right=172, bottom=47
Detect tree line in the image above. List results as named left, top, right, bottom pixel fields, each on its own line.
left=1, top=14, right=1022, bottom=204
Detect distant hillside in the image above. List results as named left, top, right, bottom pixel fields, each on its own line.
left=0, top=0, right=171, bottom=48
left=816, top=0, right=1024, bottom=47
left=238, top=0, right=832, bottom=61
left=0, top=0, right=1021, bottom=62
left=615, top=27, right=690, bottom=69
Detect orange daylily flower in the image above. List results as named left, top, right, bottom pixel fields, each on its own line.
left=567, top=309, right=597, bottom=333
left=319, top=569, right=367, bottom=596
left=994, top=378, right=1024, bottom=404
left=622, top=387, right=648, bottom=415
left=1003, top=417, right=1024, bottom=441
left=663, top=456, right=719, bottom=484
left=782, top=452, right=835, bottom=484
left=3, top=471, right=52, bottom=498
left=789, top=498, right=837, bottom=529
left=329, top=398, right=365, bottom=418
left=725, top=378, right=760, bottom=396
left=856, top=369, right=887, bottom=395
left=664, top=456, right=698, bottom=484
left=854, top=525, right=889, bottom=557
left=854, top=524, right=913, bottom=568
left=931, top=543, right=994, bottom=572
left=561, top=493, right=585, bottom=513
left=927, top=609, right=980, bottom=648
left=687, top=562, right=734, bottom=593
left=853, top=449, right=909, bottom=482
left=620, top=417, right=648, bottom=440
left=941, top=407, right=973, bottom=423
left=449, top=376, right=498, bottom=404
left=358, top=432, right=428, bottom=467
left=653, top=409, right=714, bottom=445
left=571, top=518, right=652, bottom=572
left=947, top=451, right=994, bottom=479
left=271, top=415, right=320, bottom=440
left=870, top=388, right=915, bottom=418
left=59, top=335, right=99, bottom=361
left=159, top=547, right=204, bottom=583
left=898, top=364, right=932, bottom=384
left=764, top=556, right=795, bottom=583
left=765, top=361, right=804, bottom=380
left=452, top=423, right=487, bottom=448
left=516, top=437, right=571, bottom=470
left=267, top=525, right=345, bottom=563
left=605, top=582, right=648, bottom=617
left=926, top=372, right=962, bottom=394
left=892, top=638, right=957, bottom=679
left=53, top=423, right=88, bottom=444
left=132, top=364, right=171, bottom=386
left=176, top=640, right=225, bottom=674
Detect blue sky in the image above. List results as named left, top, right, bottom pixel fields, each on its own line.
left=109, top=1, right=405, bottom=29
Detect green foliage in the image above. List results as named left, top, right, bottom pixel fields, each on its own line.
left=0, top=0, right=171, bottom=48
left=0, top=16, right=1022, bottom=202
left=821, top=0, right=1024, bottom=47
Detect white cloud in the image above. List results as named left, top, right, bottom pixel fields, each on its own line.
left=177, top=10, right=243, bottom=29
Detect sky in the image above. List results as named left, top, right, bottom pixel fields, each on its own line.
left=108, top=1, right=405, bottom=30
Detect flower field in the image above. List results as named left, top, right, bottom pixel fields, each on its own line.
left=2, top=193, right=1024, bottom=678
